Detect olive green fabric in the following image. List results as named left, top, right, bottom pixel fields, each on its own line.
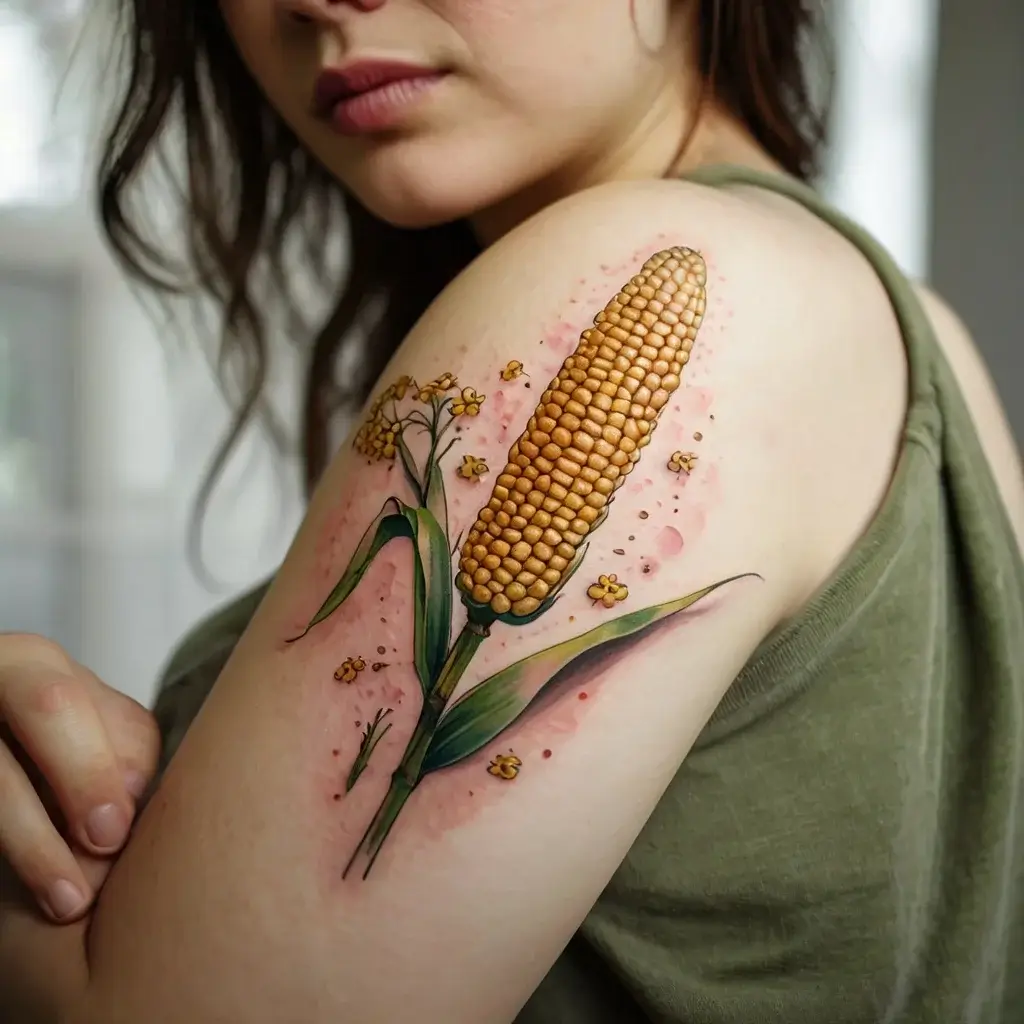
left=153, top=166, right=1024, bottom=1022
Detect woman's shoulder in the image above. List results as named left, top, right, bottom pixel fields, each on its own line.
left=461, top=175, right=914, bottom=611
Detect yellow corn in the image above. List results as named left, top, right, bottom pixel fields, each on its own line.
left=457, top=247, right=707, bottom=617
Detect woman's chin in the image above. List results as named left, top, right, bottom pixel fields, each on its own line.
left=336, top=139, right=532, bottom=232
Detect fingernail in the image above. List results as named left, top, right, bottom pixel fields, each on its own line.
left=45, top=879, right=87, bottom=920
left=124, top=769, right=149, bottom=800
left=86, top=802, right=130, bottom=849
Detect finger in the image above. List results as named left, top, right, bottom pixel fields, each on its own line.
left=0, top=741, right=93, bottom=922
left=80, top=667, right=162, bottom=793
left=0, top=663, right=135, bottom=856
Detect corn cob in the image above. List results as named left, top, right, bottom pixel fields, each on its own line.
left=457, top=247, right=707, bottom=618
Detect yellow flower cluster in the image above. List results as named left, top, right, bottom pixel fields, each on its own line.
left=488, top=753, right=522, bottom=780
left=335, top=657, right=366, bottom=683
left=587, top=573, right=629, bottom=608
left=417, top=372, right=459, bottom=402
left=458, top=454, right=489, bottom=480
left=354, top=375, right=414, bottom=461
left=668, top=451, right=698, bottom=474
left=452, top=387, right=485, bottom=417
left=500, top=360, right=527, bottom=381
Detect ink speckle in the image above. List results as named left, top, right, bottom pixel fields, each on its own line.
left=355, top=721, right=362, bottom=728
left=643, top=564, right=652, bottom=575
left=639, top=510, right=650, bottom=520
left=376, top=645, right=386, bottom=655
left=543, top=749, right=553, bottom=759
left=569, top=615, right=576, bottom=623
left=372, top=662, right=390, bottom=672
left=628, top=535, right=635, bottom=541
left=613, top=548, right=625, bottom=555
left=525, top=382, right=531, bottom=389
left=694, top=431, right=703, bottom=441
left=710, top=414, right=715, bottom=421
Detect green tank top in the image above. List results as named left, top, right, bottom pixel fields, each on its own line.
left=153, top=166, right=1024, bottom=1023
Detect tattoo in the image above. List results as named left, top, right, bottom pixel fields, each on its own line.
left=346, top=708, right=394, bottom=792
left=289, top=248, right=759, bottom=879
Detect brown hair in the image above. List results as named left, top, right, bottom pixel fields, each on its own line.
left=97, top=0, right=828, bottom=521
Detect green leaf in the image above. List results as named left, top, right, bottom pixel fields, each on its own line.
left=288, top=498, right=453, bottom=697
left=423, top=458, right=450, bottom=545
left=405, top=504, right=454, bottom=692
left=395, top=433, right=424, bottom=505
left=421, top=574, right=760, bottom=773
left=288, top=498, right=407, bottom=638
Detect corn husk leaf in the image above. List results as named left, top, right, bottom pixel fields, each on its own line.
left=289, top=497, right=452, bottom=695
left=421, top=574, right=758, bottom=773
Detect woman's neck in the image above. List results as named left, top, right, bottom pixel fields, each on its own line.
left=468, top=99, right=785, bottom=248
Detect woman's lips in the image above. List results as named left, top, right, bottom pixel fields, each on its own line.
left=313, top=61, right=449, bottom=136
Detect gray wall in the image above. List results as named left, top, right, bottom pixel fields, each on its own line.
left=930, top=0, right=1023, bottom=441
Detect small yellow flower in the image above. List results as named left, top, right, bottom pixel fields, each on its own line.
left=391, top=374, right=415, bottom=400
left=458, top=454, right=489, bottom=480
left=417, top=372, right=459, bottom=401
left=500, top=360, right=527, bottom=381
left=354, top=409, right=384, bottom=458
left=668, top=451, right=698, bottom=474
left=488, top=753, right=523, bottom=780
left=452, top=387, right=485, bottom=417
left=371, top=418, right=399, bottom=461
left=587, top=573, right=629, bottom=608
left=334, top=657, right=366, bottom=684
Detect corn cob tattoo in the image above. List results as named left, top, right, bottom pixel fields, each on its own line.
left=457, top=247, right=707, bottom=618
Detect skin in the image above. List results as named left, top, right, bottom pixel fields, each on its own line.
left=225, top=0, right=781, bottom=237
left=2, top=1, right=1023, bottom=1021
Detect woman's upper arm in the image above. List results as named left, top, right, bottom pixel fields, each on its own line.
left=81, top=180, right=820, bottom=1024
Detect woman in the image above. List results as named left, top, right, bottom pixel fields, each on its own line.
left=2, top=1, right=1023, bottom=1020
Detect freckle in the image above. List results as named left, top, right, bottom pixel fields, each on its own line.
left=469, top=790, right=474, bottom=797
left=639, top=510, right=649, bottom=520
left=333, top=793, right=341, bottom=801
left=380, top=617, right=387, bottom=623
left=379, top=597, right=385, bottom=602
left=710, top=414, right=715, bottom=420
left=569, top=615, right=575, bottom=623
left=377, top=645, right=386, bottom=655
left=355, top=721, right=361, bottom=728
left=578, top=692, right=589, bottom=701
left=543, top=749, right=552, bottom=759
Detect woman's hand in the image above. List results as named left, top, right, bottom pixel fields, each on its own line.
left=0, top=632, right=160, bottom=923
